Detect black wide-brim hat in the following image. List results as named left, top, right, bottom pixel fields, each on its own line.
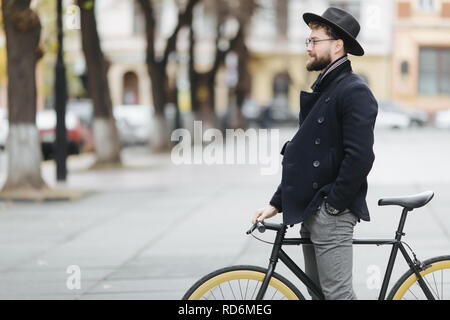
left=303, top=7, right=364, bottom=56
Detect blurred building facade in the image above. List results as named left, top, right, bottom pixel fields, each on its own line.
left=96, top=0, right=152, bottom=107
left=94, top=0, right=395, bottom=115
left=1, top=0, right=449, bottom=116
left=392, top=0, right=450, bottom=112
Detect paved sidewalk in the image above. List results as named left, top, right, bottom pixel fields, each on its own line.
left=0, top=127, right=449, bottom=300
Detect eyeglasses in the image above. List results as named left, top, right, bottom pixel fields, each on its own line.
left=305, top=38, right=336, bottom=48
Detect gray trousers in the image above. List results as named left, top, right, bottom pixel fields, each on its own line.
left=300, top=201, right=359, bottom=300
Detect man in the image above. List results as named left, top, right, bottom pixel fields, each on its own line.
left=252, top=7, right=378, bottom=300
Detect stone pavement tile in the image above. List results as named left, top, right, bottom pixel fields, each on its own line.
left=371, top=128, right=450, bottom=186
left=3, top=191, right=210, bottom=270
left=80, top=277, right=197, bottom=300
left=80, top=290, right=187, bottom=300
left=1, top=128, right=450, bottom=300
left=108, top=255, right=232, bottom=280
left=0, top=267, right=116, bottom=299
left=0, top=243, right=52, bottom=271
left=0, top=276, right=97, bottom=300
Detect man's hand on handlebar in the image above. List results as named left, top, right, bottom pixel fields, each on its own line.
left=252, top=205, right=278, bottom=224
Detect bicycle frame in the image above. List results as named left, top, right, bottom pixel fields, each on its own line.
left=255, top=207, right=436, bottom=300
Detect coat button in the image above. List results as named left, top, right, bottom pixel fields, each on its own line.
left=315, top=138, right=321, bottom=145
left=325, top=97, right=331, bottom=103
left=312, top=182, right=319, bottom=189
left=317, top=117, right=325, bottom=124
left=313, top=160, right=320, bottom=167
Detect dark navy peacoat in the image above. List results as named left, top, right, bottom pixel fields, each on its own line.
left=270, top=59, right=378, bottom=225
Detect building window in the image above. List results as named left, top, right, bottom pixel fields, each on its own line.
left=123, top=71, right=140, bottom=104
left=417, top=0, right=435, bottom=11
left=328, top=1, right=360, bottom=20
left=418, top=47, right=450, bottom=95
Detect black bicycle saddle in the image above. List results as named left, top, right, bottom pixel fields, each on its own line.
left=378, top=191, right=434, bottom=210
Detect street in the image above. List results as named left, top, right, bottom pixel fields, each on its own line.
left=0, top=127, right=449, bottom=300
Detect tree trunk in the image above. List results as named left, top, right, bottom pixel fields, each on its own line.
left=147, top=60, right=171, bottom=151
left=189, top=20, right=248, bottom=131
left=78, top=0, right=121, bottom=164
left=191, top=71, right=217, bottom=130
left=233, top=25, right=251, bottom=123
left=188, top=19, right=218, bottom=130
left=138, top=0, right=199, bottom=152
left=1, top=0, right=47, bottom=192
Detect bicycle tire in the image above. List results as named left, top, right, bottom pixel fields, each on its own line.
left=387, top=255, right=450, bottom=300
left=182, top=265, right=305, bottom=300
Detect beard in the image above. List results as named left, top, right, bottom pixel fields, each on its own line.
left=306, top=53, right=332, bottom=72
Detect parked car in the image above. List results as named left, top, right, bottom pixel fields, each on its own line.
left=434, top=109, right=450, bottom=129
left=67, top=98, right=94, bottom=127
left=268, top=95, right=297, bottom=126
left=242, top=98, right=261, bottom=123
left=113, top=104, right=154, bottom=146
left=66, top=99, right=95, bottom=152
left=0, top=108, right=7, bottom=150
left=378, top=100, right=429, bottom=127
left=375, top=107, right=411, bottom=129
left=375, top=100, right=423, bottom=129
left=36, top=109, right=84, bottom=160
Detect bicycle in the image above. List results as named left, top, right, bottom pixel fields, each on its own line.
left=182, top=190, right=450, bottom=300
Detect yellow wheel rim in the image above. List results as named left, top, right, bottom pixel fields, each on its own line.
left=188, top=270, right=300, bottom=300
left=393, top=260, right=450, bottom=300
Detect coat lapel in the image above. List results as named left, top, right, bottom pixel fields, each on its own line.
left=299, top=91, right=321, bottom=124
left=299, top=60, right=353, bottom=125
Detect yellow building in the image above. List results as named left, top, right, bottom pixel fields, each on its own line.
left=393, top=0, right=450, bottom=112
left=248, top=51, right=393, bottom=113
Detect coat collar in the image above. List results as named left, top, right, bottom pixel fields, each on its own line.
left=311, top=55, right=352, bottom=93
left=300, top=56, right=353, bottom=125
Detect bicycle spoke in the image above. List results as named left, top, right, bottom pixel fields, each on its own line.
left=210, top=288, right=217, bottom=300
left=238, top=280, right=244, bottom=300
left=251, top=281, right=260, bottom=300
left=219, top=283, right=225, bottom=300
left=269, top=288, right=278, bottom=300
left=431, top=272, right=440, bottom=300
left=228, top=281, right=237, bottom=300
left=423, top=275, right=439, bottom=299
left=407, top=283, right=420, bottom=300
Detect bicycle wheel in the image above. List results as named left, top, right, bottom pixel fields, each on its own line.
left=182, top=265, right=304, bottom=300
left=388, top=256, right=450, bottom=300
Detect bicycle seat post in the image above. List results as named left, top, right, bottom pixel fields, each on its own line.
left=395, top=207, right=409, bottom=240
left=378, top=206, right=410, bottom=299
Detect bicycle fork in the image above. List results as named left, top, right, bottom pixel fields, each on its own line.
left=255, top=226, right=286, bottom=300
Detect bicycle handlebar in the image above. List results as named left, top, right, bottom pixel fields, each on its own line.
left=246, top=220, right=285, bottom=235
left=246, top=220, right=266, bottom=234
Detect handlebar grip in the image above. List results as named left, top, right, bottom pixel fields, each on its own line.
left=256, top=220, right=266, bottom=233
left=246, top=224, right=256, bottom=235
left=246, top=220, right=266, bottom=234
